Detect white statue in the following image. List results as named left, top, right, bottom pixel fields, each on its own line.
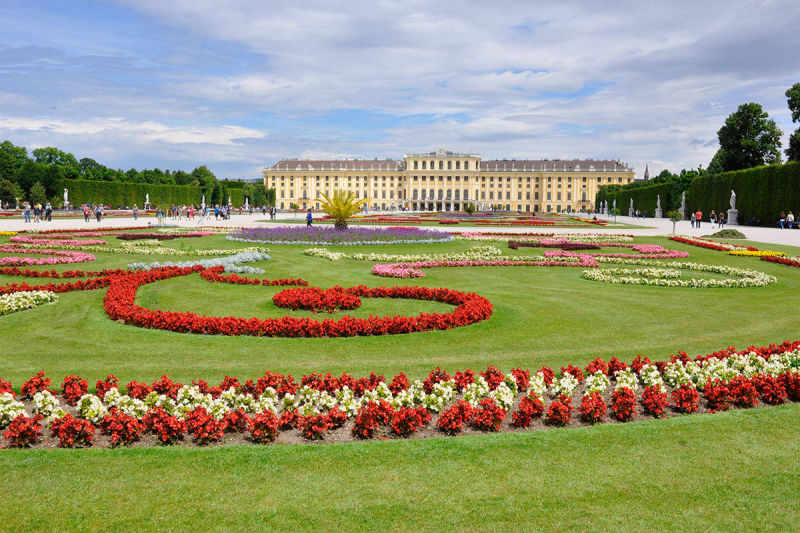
left=681, top=191, right=686, bottom=210
left=202, top=194, right=205, bottom=207
left=613, top=198, right=617, bottom=210
left=630, top=198, right=634, bottom=209
left=145, top=193, right=149, bottom=205
left=63, top=188, right=68, bottom=205
left=730, top=189, right=736, bottom=210
left=656, top=194, right=661, bottom=209
left=228, top=196, right=231, bottom=206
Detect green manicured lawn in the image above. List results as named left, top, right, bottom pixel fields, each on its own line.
left=1, top=230, right=799, bottom=530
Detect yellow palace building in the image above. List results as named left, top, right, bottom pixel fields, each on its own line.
left=264, top=148, right=634, bottom=213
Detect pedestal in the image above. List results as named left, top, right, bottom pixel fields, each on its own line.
left=678, top=207, right=685, bottom=219
left=628, top=208, right=634, bottom=217
left=727, top=208, right=738, bottom=226
left=655, top=208, right=663, bottom=218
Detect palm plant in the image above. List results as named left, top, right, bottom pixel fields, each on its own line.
left=320, top=190, right=368, bottom=230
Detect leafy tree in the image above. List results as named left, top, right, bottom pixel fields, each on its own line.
left=32, top=147, right=79, bottom=172
left=667, top=210, right=683, bottom=234
left=29, top=181, right=47, bottom=205
left=319, top=190, right=367, bottom=230
left=0, top=150, right=16, bottom=182
left=173, top=170, right=193, bottom=185
left=787, top=130, right=800, bottom=162
left=715, top=102, right=783, bottom=171
left=289, top=202, right=300, bottom=219
left=242, top=183, right=255, bottom=204
left=463, top=202, right=476, bottom=214
left=252, top=184, right=268, bottom=206
left=786, top=82, right=800, bottom=161
left=41, top=165, right=65, bottom=198
left=0, top=179, right=18, bottom=204
left=16, top=160, right=45, bottom=195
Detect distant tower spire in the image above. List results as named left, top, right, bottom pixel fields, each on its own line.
left=644, top=164, right=650, bottom=181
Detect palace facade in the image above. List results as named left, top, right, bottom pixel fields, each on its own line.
left=263, top=148, right=635, bottom=213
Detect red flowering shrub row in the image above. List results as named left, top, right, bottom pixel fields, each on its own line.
left=102, top=266, right=493, bottom=337
left=761, top=255, right=800, bottom=268
left=611, top=388, right=637, bottom=421
left=580, top=392, right=607, bottom=424
left=4, top=414, right=44, bottom=447
left=51, top=414, right=95, bottom=448
left=668, top=236, right=730, bottom=251
left=199, top=268, right=308, bottom=287
left=272, top=287, right=362, bottom=313
left=437, top=400, right=474, bottom=434
left=641, top=385, right=669, bottom=417
left=512, top=395, right=545, bottom=427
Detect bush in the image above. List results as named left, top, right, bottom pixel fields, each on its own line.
left=454, top=369, right=476, bottom=392
left=51, top=414, right=95, bottom=448
left=510, top=368, right=530, bottom=392
left=545, top=395, right=573, bottom=426
left=21, top=371, right=51, bottom=399
left=388, top=372, right=410, bottom=395
left=560, top=364, right=584, bottom=383
left=278, top=409, right=299, bottom=430
left=222, top=408, right=251, bottom=433
left=298, top=413, right=330, bottom=440
left=671, top=384, right=700, bottom=413
left=729, top=376, right=759, bottom=408
left=143, top=407, right=185, bottom=444
left=325, top=406, right=348, bottom=429
left=480, top=366, right=505, bottom=390
left=752, top=375, right=787, bottom=405
left=611, top=388, right=637, bottom=421
left=101, top=408, right=143, bottom=447
left=422, top=367, right=451, bottom=394
left=61, top=374, right=88, bottom=406
left=471, top=398, right=507, bottom=431
left=437, top=400, right=474, bottom=435
left=390, top=406, right=430, bottom=437
left=249, top=411, right=279, bottom=443
left=4, top=414, right=44, bottom=447
left=579, top=392, right=608, bottom=424
left=95, top=375, right=119, bottom=399
left=185, top=406, right=224, bottom=444
left=641, top=385, right=668, bottom=417
left=778, top=371, right=800, bottom=401
left=512, top=395, right=545, bottom=427
left=704, top=379, right=732, bottom=411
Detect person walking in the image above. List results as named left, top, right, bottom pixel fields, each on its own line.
left=95, top=204, right=103, bottom=222
left=133, top=204, right=138, bottom=221
left=788, top=211, right=795, bottom=229
left=23, top=202, right=31, bottom=223
left=778, top=211, right=786, bottom=228
left=695, top=210, right=702, bottom=228
left=33, top=202, right=42, bottom=223
left=718, top=212, right=725, bottom=229
left=690, top=212, right=696, bottom=228
left=710, top=210, right=716, bottom=227
left=306, top=208, right=313, bottom=227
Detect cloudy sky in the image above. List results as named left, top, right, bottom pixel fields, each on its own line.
left=1, top=0, right=798, bottom=180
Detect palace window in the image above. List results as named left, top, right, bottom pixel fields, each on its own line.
left=456, top=161, right=460, bottom=170
left=464, top=161, right=469, bottom=170
left=447, top=161, right=452, bottom=170
left=567, top=192, right=571, bottom=200
left=439, top=161, right=443, bottom=169
left=547, top=192, right=551, bottom=200
left=414, top=161, right=418, bottom=169
left=535, top=192, right=539, bottom=200
left=557, top=192, right=561, bottom=200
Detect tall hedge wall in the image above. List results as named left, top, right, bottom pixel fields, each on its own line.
left=59, top=179, right=246, bottom=208
left=596, top=182, right=673, bottom=216
left=686, top=162, right=800, bottom=226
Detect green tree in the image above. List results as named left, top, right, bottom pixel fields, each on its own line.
left=0, top=140, right=29, bottom=169
left=252, top=184, right=268, bottom=206
left=173, top=170, right=193, bottom=185
left=0, top=179, right=18, bottom=204
left=786, top=82, right=800, bottom=161
left=16, top=160, right=45, bottom=195
left=716, top=102, right=783, bottom=171
left=29, top=181, right=47, bottom=205
left=667, top=210, right=683, bottom=234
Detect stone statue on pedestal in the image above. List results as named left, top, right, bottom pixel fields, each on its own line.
left=679, top=191, right=686, bottom=218
left=655, top=194, right=663, bottom=218
left=727, top=189, right=738, bottom=225
left=730, top=190, right=736, bottom=210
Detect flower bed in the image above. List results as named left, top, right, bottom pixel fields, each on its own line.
left=10, top=235, right=107, bottom=246
left=116, top=232, right=214, bottom=241
left=228, top=226, right=453, bottom=245
left=583, top=259, right=776, bottom=288
left=761, top=256, right=800, bottom=268
left=728, top=250, right=786, bottom=257
left=372, top=256, right=598, bottom=278
left=102, top=266, right=493, bottom=337
left=0, top=245, right=95, bottom=267
left=0, top=290, right=58, bottom=316
left=1, top=340, right=799, bottom=448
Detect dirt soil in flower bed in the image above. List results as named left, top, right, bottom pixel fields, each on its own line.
left=4, top=382, right=787, bottom=449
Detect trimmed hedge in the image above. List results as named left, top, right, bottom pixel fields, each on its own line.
left=59, top=179, right=246, bottom=208
left=686, top=162, right=800, bottom=227
left=596, top=182, right=673, bottom=216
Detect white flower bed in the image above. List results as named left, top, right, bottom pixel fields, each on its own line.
left=0, top=291, right=58, bottom=316
left=584, top=258, right=777, bottom=288
left=127, top=250, right=271, bottom=274
left=304, top=245, right=534, bottom=263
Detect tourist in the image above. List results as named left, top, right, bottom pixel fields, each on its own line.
left=306, top=208, right=313, bottom=227
left=787, top=211, right=795, bottom=229
left=33, top=202, right=42, bottom=223
left=690, top=212, right=696, bottom=228
left=23, top=202, right=31, bottom=223
left=718, top=212, right=725, bottom=229
left=214, top=206, right=220, bottom=220
left=83, top=204, right=90, bottom=222
left=96, top=204, right=103, bottom=222
left=44, top=202, right=52, bottom=221
left=695, top=210, right=702, bottom=228
left=133, top=204, right=138, bottom=221
left=778, top=211, right=786, bottom=228
left=710, top=210, right=716, bottom=226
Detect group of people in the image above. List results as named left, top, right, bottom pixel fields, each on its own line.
left=22, top=202, right=52, bottom=223
left=690, top=209, right=727, bottom=229
left=633, top=209, right=647, bottom=219
left=81, top=203, right=105, bottom=222
left=777, top=211, right=796, bottom=229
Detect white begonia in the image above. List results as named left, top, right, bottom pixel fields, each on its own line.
left=76, top=394, right=108, bottom=424
left=502, top=374, right=519, bottom=397
left=33, top=390, right=61, bottom=417
left=639, top=365, right=664, bottom=388
left=584, top=371, right=610, bottom=395
left=489, top=382, right=515, bottom=410
left=374, top=382, right=393, bottom=400
left=462, top=376, right=491, bottom=407
left=663, top=362, right=692, bottom=388
left=281, top=393, right=296, bottom=411
left=0, top=290, right=58, bottom=316
left=0, top=392, right=26, bottom=427
left=528, top=372, right=547, bottom=399
left=551, top=373, right=579, bottom=398
left=614, top=369, right=639, bottom=391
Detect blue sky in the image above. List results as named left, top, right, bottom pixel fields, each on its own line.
left=0, top=0, right=798, bottom=179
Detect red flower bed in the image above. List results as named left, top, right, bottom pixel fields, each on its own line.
left=249, top=411, right=279, bottom=443
left=222, top=408, right=251, bottom=433
left=143, top=407, right=185, bottom=444
left=4, top=414, right=44, bottom=448
left=761, top=256, right=800, bottom=268
left=610, top=388, right=637, bottom=421
left=390, top=406, right=430, bottom=437
left=471, top=398, right=506, bottom=431
left=101, top=408, right=143, bottom=446
left=21, top=371, right=52, bottom=398
left=729, top=376, right=759, bottom=408
left=512, top=395, right=545, bottom=427
left=103, top=266, right=493, bottom=337
left=668, top=236, right=730, bottom=251
left=437, top=400, right=474, bottom=434
left=185, top=406, right=224, bottom=444
left=704, top=379, right=732, bottom=411
left=299, top=413, right=330, bottom=440
left=51, top=414, right=95, bottom=448
left=272, top=287, right=362, bottom=313
left=671, top=384, right=699, bottom=413
left=752, top=375, right=787, bottom=405
left=545, top=395, right=573, bottom=426
left=61, top=375, right=88, bottom=406
left=641, top=385, right=668, bottom=417
left=199, top=269, right=308, bottom=287
left=579, top=392, right=607, bottom=424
